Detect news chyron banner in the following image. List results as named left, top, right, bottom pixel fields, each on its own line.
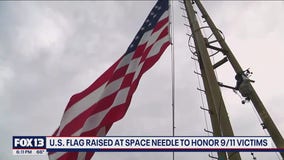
left=12, top=136, right=280, bottom=155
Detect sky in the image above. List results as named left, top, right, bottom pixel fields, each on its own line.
left=1, top=1, right=284, bottom=160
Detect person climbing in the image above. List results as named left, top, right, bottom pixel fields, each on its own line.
left=235, top=70, right=253, bottom=104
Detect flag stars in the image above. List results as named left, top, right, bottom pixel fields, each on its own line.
left=155, top=5, right=161, bottom=10
left=138, top=3, right=165, bottom=33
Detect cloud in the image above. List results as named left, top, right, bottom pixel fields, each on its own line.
left=1, top=1, right=284, bottom=160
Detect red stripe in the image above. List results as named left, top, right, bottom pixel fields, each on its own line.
left=152, top=17, right=169, bottom=33
left=81, top=103, right=131, bottom=137
left=133, top=43, right=147, bottom=59
left=58, top=152, right=78, bottom=160
left=64, top=59, right=120, bottom=110
left=142, top=41, right=170, bottom=74
left=108, top=65, right=128, bottom=83
left=140, top=45, right=151, bottom=63
left=157, top=26, right=169, bottom=42
left=120, top=73, right=135, bottom=89
left=60, top=91, right=118, bottom=136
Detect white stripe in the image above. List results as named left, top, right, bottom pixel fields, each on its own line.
left=138, top=30, right=152, bottom=46
left=49, top=151, right=86, bottom=160
left=145, top=21, right=168, bottom=48
left=72, top=87, right=130, bottom=136
left=126, top=57, right=141, bottom=74
left=112, top=86, right=129, bottom=106
left=133, top=62, right=144, bottom=82
left=57, top=82, right=107, bottom=135
left=57, top=77, right=123, bottom=136
left=72, top=107, right=109, bottom=136
left=49, top=127, right=106, bottom=160
left=116, top=51, right=134, bottom=70
left=48, top=152, right=65, bottom=160
left=100, top=77, right=123, bottom=99
left=77, top=152, right=86, bottom=160
left=159, top=10, right=169, bottom=22
left=96, top=126, right=106, bottom=136
left=138, top=11, right=168, bottom=47
left=132, top=34, right=169, bottom=82
left=146, top=34, right=169, bottom=58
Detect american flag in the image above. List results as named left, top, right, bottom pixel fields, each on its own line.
left=49, top=0, right=170, bottom=159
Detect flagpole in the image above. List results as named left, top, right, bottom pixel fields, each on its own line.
left=169, top=0, right=176, bottom=160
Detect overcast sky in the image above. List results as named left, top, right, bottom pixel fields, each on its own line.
left=1, top=1, right=284, bottom=160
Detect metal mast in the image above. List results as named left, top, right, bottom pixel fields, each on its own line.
left=183, top=0, right=284, bottom=159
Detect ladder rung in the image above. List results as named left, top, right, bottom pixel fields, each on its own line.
left=191, top=56, right=198, bottom=61
left=208, top=154, right=219, bottom=159
left=213, top=57, right=228, bottom=69
left=200, top=106, right=210, bottom=111
left=207, top=44, right=227, bottom=53
left=208, top=39, right=218, bottom=44
left=184, top=23, right=190, bottom=27
left=197, top=88, right=205, bottom=92
left=200, top=106, right=213, bottom=114
left=194, top=71, right=201, bottom=76
left=218, top=82, right=236, bottom=90
left=204, top=129, right=213, bottom=134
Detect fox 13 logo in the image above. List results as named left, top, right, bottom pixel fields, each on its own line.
left=13, top=136, right=46, bottom=149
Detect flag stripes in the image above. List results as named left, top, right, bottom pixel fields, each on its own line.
left=49, top=0, right=170, bottom=159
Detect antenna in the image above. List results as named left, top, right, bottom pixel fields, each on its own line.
left=183, top=0, right=284, bottom=159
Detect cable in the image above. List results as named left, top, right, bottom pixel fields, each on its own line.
left=249, top=101, right=281, bottom=160
left=183, top=2, right=215, bottom=159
